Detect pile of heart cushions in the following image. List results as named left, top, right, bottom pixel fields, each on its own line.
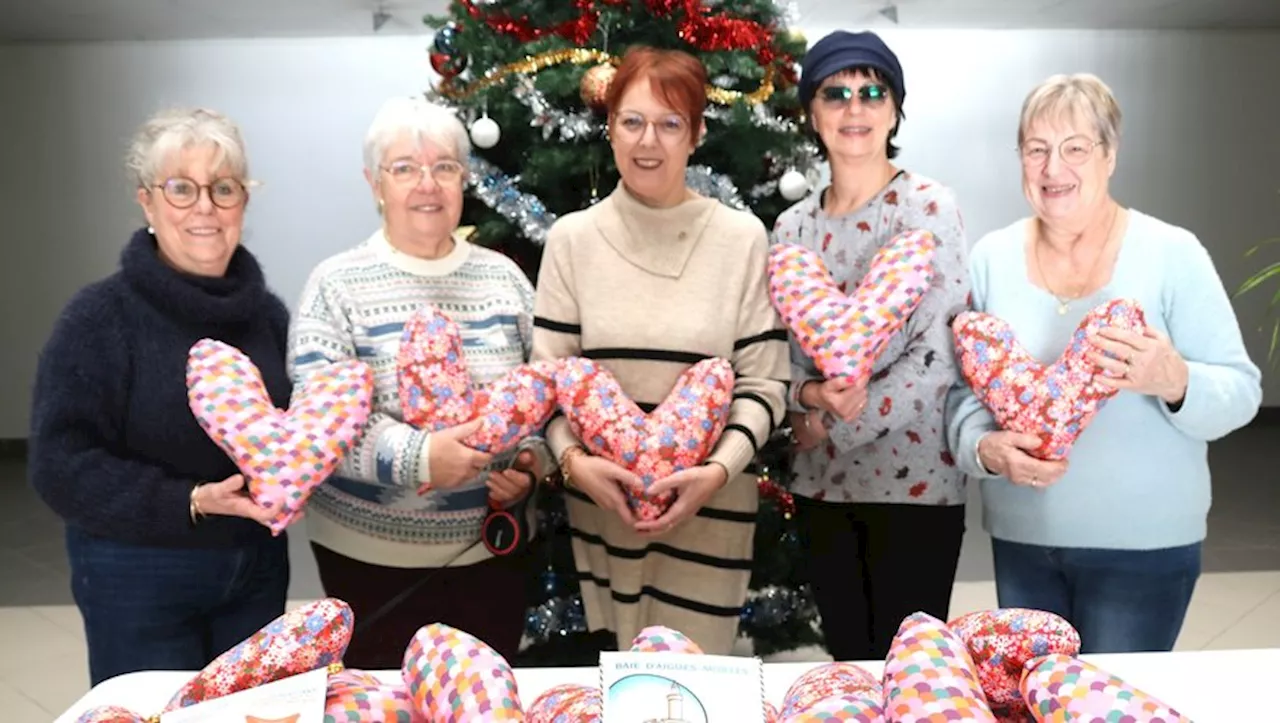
left=553, top=356, right=735, bottom=521
left=186, top=339, right=374, bottom=535
left=398, top=306, right=559, bottom=457
left=1020, top=655, right=1191, bottom=722
left=951, top=297, right=1147, bottom=460
left=767, top=230, right=938, bottom=386
left=948, top=609, right=1082, bottom=722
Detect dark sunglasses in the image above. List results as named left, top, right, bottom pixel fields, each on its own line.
left=819, top=83, right=890, bottom=105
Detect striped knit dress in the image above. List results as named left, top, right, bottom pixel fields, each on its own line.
left=288, top=229, right=550, bottom=569
left=531, top=184, right=790, bottom=655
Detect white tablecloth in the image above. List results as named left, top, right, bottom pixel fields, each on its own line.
left=57, top=648, right=1275, bottom=722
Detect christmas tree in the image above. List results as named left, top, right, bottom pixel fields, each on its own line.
left=421, top=0, right=825, bottom=661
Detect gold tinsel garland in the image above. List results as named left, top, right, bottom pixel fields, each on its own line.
left=439, top=48, right=776, bottom=105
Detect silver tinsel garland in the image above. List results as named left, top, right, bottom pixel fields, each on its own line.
left=512, top=77, right=602, bottom=142
left=467, top=153, right=556, bottom=245
left=685, top=165, right=746, bottom=209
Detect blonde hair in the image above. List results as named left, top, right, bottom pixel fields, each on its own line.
left=1017, top=73, right=1122, bottom=150
left=126, top=107, right=249, bottom=187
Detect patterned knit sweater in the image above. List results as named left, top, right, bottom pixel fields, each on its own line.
left=773, top=171, right=971, bottom=506
left=288, top=229, right=549, bottom=568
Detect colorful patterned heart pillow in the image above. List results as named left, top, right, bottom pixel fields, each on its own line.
left=187, top=339, right=374, bottom=535
left=948, top=609, right=1080, bottom=720
left=554, top=356, right=734, bottom=521
left=883, top=612, right=996, bottom=722
left=951, top=297, right=1147, bottom=460
left=398, top=305, right=558, bottom=459
left=781, top=695, right=884, bottom=722
left=527, top=684, right=602, bottom=723
left=402, top=623, right=523, bottom=721
left=1020, top=655, right=1191, bottom=722
left=780, top=662, right=881, bottom=719
left=164, top=598, right=353, bottom=711
left=326, top=669, right=421, bottom=722
left=768, top=230, right=937, bottom=386
left=74, top=707, right=145, bottom=723
left=629, top=625, right=705, bottom=655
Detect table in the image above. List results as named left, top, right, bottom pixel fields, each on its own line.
left=58, top=648, right=1275, bottom=722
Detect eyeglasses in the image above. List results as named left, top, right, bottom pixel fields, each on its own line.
left=152, top=177, right=248, bottom=209
left=817, top=83, right=890, bottom=108
left=380, top=159, right=466, bottom=187
left=1019, top=135, right=1105, bottom=166
left=613, top=112, right=689, bottom=142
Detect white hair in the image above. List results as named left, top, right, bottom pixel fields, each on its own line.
left=362, top=96, right=471, bottom=181
left=126, top=107, right=249, bottom=188
left=1018, top=73, right=1122, bottom=151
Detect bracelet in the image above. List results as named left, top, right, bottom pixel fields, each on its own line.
left=189, top=484, right=205, bottom=524
left=558, top=446, right=586, bottom=488
left=975, top=432, right=995, bottom=475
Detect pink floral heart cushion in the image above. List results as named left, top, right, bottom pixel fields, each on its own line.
left=165, top=598, right=354, bottom=711
left=325, top=668, right=421, bottom=722
left=554, top=356, right=734, bottom=521
left=780, top=662, right=881, bottom=719
left=74, top=707, right=145, bottom=723
left=883, top=612, right=996, bottom=722
left=768, top=230, right=937, bottom=386
left=948, top=609, right=1081, bottom=720
left=951, top=297, right=1147, bottom=460
left=397, top=305, right=558, bottom=456
left=526, top=683, right=602, bottom=723
left=1020, top=655, right=1191, bottom=722
left=401, top=623, right=523, bottom=721
left=187, top=339, right=374, bottom=535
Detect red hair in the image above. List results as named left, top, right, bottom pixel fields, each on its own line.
left=605, top=46, right=708, bottom=131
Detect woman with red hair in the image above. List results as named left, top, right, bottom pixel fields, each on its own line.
left=531, top=47, right=789, bottom=655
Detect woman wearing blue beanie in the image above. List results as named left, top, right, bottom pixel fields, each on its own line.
left=776, top=30, right=972, bottom=661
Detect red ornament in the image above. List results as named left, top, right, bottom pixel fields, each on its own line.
left=429, top=50, right=467, bottom=78
left=758, top=476, right=795, bottom=519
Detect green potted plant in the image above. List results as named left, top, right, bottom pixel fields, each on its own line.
left=1235, top=230, right=1280, bottom=367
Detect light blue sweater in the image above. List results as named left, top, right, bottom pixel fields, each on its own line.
left=945, top=210, right=1262, bottom=550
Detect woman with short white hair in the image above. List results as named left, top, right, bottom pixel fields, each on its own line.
left=30, top=107, right=291, bottom=685
left=289, top=96, right=549, bottom=666
left=946, top=73, right=1261, bottom=653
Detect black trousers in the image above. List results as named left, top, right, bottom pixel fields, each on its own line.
left=794, top=496, right=967, bottom=661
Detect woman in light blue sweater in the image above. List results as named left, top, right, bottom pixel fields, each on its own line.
left=946, top=73, right=1262, bottom=654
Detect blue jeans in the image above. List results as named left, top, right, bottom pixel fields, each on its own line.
left=991, top=538, right=1200, bottom=654
left=66, top=526, right=290, bottom=685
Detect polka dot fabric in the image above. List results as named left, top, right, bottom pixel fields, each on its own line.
left=325, top=669, right=420, bottom=722
left=1020, top=655, right=1192, bottom=723
left=628, top=625, right=705, bottom=655
left=526, top=683, right=602, bottom=722
left=948, top=609, right=1080, bottom=720
left=186, top=339, right=373, bottom=535
left=397, top=305, right=558, bottom=458
left=882, top=612, right=996, bottom=722
left=768, top=230, right=937, bottom=387
left=951, top=297, right=1147, bottom=460
left=164, top=598, right=354, bottom=711
left=554, top=356, right=735, bottom=521
left=780, top=663, right=881, bottom=718
left=401, top=623, right=523, bottom=721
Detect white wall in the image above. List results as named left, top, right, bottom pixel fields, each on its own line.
left=1, top=30, right=1278, bottom=437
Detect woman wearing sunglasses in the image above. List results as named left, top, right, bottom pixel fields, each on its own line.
left=777, top=30, right=972, bottom=661
left=30, top=108, right=291, bottom=684
left=946, top=74, right=1260, bottom=654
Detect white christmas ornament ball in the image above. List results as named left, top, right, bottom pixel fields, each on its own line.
left=779, top=169, right=809, bottom=201
left=470, top=117, right=501, bottom=149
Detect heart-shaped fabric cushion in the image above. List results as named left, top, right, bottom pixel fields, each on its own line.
left=187, top=339, right=374, bottom=535
left=780, top=662, right=881, bottom=719
left=74, top=707, right=145, bottom=723
left=948, top=609, right=1081, bottom=720
left=325, top=669, right=421, bottom=723
left=554, top=356, right=734, bottom=521
left=768, top=230, right=937, bottom=386
left=397, top=306, right=558, bottom=455
left=781, top=695, right=884, bottom=722
left=165, top=598, right=354, bottom=711
left=402, top=623, right=523, bottom=721
left=628, top=625, right=705, bottom=655
left=951, top=297, right=1147, bottom=460
left=526, top=684, right=602, bottom=723
left=1020, top=655, right=1191, bottom=722
left=883, top=612, right=996, bottom=722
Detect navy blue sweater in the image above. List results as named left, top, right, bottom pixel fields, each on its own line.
left=29, top=228, right=293, bottom=547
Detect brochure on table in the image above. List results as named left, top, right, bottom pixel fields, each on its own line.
left=600, top=651, right=765, bottom=722
left=159, top=667, right=328, bottom=723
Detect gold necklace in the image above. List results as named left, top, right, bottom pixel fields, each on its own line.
left=1034, top=205, right=1120, bottom=315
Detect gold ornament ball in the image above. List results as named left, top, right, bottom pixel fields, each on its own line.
left=579, top=63, right=617, bottom=111
left=787, top=28, right=807, bottom=46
